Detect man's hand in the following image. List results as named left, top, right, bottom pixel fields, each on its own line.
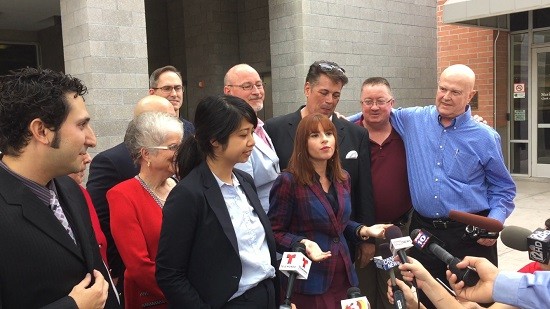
left=355, top=242, right=375, bottom=268
left=472, top=114, right=488, bottom=124
left=69, top=270, right=109, bottom=309
left=387, top=278, right=420, bottom=309
left=446, top=256, right=498, bottom=304
left=398, top=256, right=437, bottom=290
left=477, top=238, right=497, bottom=246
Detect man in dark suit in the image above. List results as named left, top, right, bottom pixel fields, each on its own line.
left=264, top=60, right=375, bottom=263
left=87, top=95, right=177, bottom=294
left=0, top=67, right=119, bottom=308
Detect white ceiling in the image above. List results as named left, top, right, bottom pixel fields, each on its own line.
left=0, top=0, right=60, bottom=32
left=443, top=0, right=550, bottom=24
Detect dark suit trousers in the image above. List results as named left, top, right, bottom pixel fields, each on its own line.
left=223, top=279, right=275, bottom=309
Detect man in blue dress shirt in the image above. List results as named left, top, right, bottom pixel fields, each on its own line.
left=390, top=64, right=516, bottom=309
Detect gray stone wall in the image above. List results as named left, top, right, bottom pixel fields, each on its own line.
left=237, top=0, right=271, bottom=73
left=182, top=0, right=240, bottom=120
left=269, top=0, right=437, bottom=117
left=60, top=0, right=149, bottom=154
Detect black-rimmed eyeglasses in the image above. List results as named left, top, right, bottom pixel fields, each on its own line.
left=152, top=85, right=184, bottom=94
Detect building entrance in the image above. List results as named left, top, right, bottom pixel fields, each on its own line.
left=532, top=47, right=550, bottom=177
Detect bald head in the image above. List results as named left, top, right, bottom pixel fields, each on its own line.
left=440, top=64, right=476, bottom=92
left=224, top=64, right=265, bottom=113
left=224, top=64, right=256, bottom=85
left=436, top=64, right=477, bottom=126
left=133, top=95, right=176, bottom=117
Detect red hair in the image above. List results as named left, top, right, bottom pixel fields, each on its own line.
left=287, top=113, right=347, bottom=186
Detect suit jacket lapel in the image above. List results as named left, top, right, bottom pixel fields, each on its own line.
left=334, top=180, right=347, bottom=222
left=55, top=177, right=94, bottom=270
left=0, top=168, right=84, bottom=260
left=253, top=133, right=280, bottom=171
left=285, top=109, right=302, bottom=143
left=332, top=116, right=347, bottom=147
left=308, top=182, right=340, bottom=232
left=200, top=162, right=240, bottom=256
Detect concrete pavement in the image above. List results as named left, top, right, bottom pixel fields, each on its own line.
left=498, top=176, right=550, bottom=271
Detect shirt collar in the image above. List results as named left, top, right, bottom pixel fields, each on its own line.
left=435, top=105, right=472, bottom=128
left=211, top=171, right=240, bottom=188
left=300, top=106, right=333, bottom=121
left=0, top=159, right=55, bottom=206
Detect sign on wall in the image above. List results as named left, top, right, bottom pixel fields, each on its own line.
left=514, top=83, right=526, bottom=98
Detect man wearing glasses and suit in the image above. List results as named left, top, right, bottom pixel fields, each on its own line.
left=265, top=60, right=376, bottom=261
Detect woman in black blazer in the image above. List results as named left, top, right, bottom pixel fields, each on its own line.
left=156, top=95, right=279, bottom=309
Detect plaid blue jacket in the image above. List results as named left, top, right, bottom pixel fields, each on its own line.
left=268, top=171, right=361, bottom=294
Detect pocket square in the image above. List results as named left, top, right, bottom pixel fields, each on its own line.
left=345, top=150, right=358, bottom=159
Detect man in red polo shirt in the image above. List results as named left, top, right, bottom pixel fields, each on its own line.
left=353, top=77, right=413, bottom=309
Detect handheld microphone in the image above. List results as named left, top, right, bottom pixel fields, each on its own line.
left=279, top=243, right=311, bottom=308
left=340, top=287, right=370, bottom=309
left=378, top=244, right=405, bottom=309
left=501, top=225, right=532, bottom=251
left=448, top=210, right=501, bottom=240
left=387, top=225, right=413, bottom=265
left=502, top=226, right=550, bottom=264
left=448, top=210, right=504, bottom=232
left=410, top=229, right=479, bottom=287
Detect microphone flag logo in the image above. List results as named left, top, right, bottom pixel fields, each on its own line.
left=279, top=251, right=312, bottom=279
left=341, top=298, right=370, bottom=309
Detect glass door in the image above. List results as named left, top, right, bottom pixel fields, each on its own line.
left=531, top=47, right=550, bottom=177
left=510, top=33, right=529, bottom=174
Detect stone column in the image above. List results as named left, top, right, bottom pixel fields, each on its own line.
left=60, top=0, right=149, bottom=154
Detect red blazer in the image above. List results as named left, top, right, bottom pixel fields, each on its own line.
left=107, top=178, right=167, bottom=309
left=80, top=186, right=108, bottom=265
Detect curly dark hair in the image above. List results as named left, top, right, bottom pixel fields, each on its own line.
left=0, top=67, right=87, bottom=156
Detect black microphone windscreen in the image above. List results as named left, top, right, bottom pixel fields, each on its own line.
left=347, top=287, right=362, bottom=299
left=501, top=225, right=531, bottom=251
left=410, top=229, right=420, bottom=240
left=448, top=210, right=504, bottom=232
left=379, top=243, right=393, bottom=259
left=291, top=242, right=306, bottom=254
left=386, top=225, right=403, bottom=240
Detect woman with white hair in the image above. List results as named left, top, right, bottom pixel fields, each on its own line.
left=107, top=112, right=183, bottom=309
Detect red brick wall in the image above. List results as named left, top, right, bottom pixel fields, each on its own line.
left=437, top=0, right=509, bottom=127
